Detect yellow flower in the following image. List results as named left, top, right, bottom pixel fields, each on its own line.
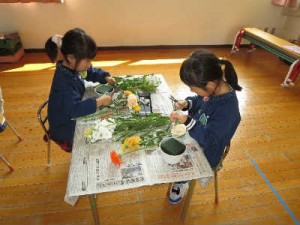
left=84, top=128, right=92, bottom=136
left=124, top=90, right=133, bottom=96
left=111, top=136, right=141, bottom=166
left=133, top=104, right=141, bottom=112
left=121, top=136, right=141, bottom=153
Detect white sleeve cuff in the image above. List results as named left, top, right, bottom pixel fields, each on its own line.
left=186, top=118, right=196, bottom=130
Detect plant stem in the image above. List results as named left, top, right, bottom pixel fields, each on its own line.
left=120, top=146, right=155, bottom=157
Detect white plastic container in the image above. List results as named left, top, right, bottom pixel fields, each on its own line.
left=159, top=137, right=186, bottom=165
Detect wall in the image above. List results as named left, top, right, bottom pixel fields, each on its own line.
left=0, top=0, right=290, bottom=49
left=281, top=6, right=300, bottom=43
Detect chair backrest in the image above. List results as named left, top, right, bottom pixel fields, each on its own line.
left=37, top=99, right=72, bottom=154
left=37, top=99, right=49, bottom=138
left=37, top=99, right=52, bottom=166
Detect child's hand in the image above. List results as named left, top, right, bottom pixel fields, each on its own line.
left=96, top=95, right=112, bottom=107
left=105, top=76, right=116, bottom=85
left=176, top=100, right=188, bottom=110
left=170, top=111, right=188, bottom=124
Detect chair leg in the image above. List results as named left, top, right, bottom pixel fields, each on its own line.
left=47, top=140, right=51, bottom=167
left=214, top=170, right=218, bottom=204
left=6, top=120, right=23, bottom=142
left=180, top=179, right=196, bottom=221
left=0, top=154, right=14, bottom=171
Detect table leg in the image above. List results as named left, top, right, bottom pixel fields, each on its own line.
left=180, top=179, right=196, bottom=221
left=88, top=194, right=100, bottom=225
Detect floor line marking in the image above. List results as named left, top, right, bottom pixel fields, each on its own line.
left=251, top=158, right=300, bottom=225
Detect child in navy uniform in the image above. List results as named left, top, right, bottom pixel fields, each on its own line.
left=168, top=49, right=242, bottom=204
left=45, top=28, right=115, bottom=152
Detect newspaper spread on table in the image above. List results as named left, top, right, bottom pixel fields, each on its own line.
left=66, top=74, right=213, bottom=201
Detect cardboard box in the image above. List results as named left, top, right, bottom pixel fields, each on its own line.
left=0, top=32, right=24, bottom=63
left=0, top=47, right=24, bottom=63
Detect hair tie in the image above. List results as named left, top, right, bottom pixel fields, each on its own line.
left=51, top=34, right=63, bottom=48
left=218, top=57, right=225, bottom=64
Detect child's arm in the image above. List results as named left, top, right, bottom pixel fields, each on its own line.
left=66, top=93, right=112, bottom=119
left=85, top=66, right=113, bottom=84
left=96, top=95, right=112, bottom=107
left=188, top=104, right=240, bottom=152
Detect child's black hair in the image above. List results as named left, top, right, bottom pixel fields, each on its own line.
left=180, top=49, right=242, bottom=91
left=45, top=37, right=59, bottom=63
left=45, top=28, right=97, bottom=68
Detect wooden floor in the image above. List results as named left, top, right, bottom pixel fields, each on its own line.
left=0, top=47, right=300, bottom=225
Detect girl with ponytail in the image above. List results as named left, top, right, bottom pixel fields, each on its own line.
left=168, top=49, right=242, bottom=204
left=44, top=28, right=115, bottom=152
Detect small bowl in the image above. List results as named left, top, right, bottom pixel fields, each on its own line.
left=94, top=84, right=114, bottom=96
left=159, top=137, right=186, bottom=165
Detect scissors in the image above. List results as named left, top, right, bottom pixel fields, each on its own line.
left=169, top=95, right=178, bottom=103
left=169, top=95, right=178, bottom=110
